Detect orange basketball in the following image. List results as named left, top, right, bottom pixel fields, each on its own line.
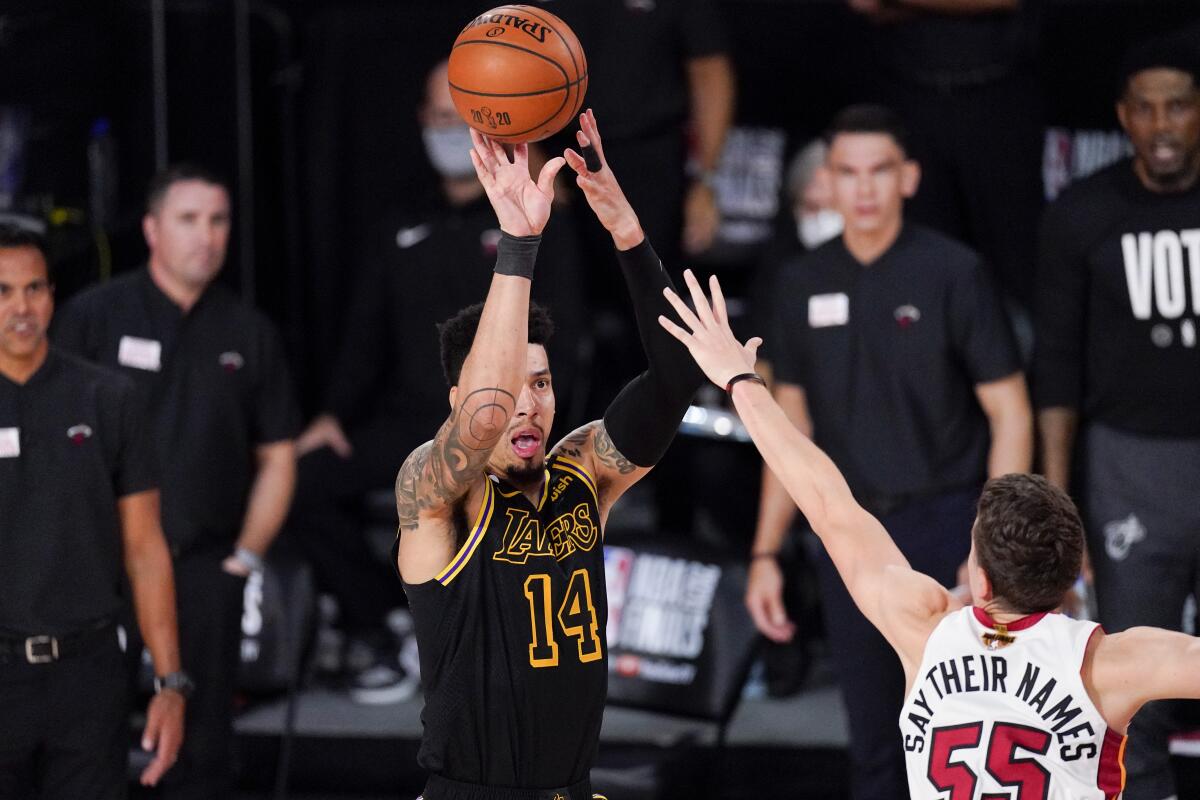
left=448, top=6, right=588, bottom=144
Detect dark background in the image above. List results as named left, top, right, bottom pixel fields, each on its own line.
left=2, top=0, right=1198, bottom=411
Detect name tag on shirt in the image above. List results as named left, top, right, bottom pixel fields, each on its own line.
left=808, top=293, right=849, bottom=328
left=118, top=336, right=162, bottom=371
left=0, top=427, right=19, bottom=458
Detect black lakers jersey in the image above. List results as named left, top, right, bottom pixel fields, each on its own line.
left=404, top=454, right=608, bottom=789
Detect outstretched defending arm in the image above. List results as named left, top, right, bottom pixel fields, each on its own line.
left=657, top=271, right=957, bottom=667
left=556, top=110, right=705, bottom=510
left=395, top=132, right=564, bottom=583
left=1090, top=626, right=1200, bottom=732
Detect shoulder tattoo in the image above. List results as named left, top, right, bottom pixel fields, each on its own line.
left=594, top=423, right=638, bottom=475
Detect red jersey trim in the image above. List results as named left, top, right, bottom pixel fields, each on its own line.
left=1097, top=727, right=1127, bottom=798
left=972, top=607, right=1049, bottom=631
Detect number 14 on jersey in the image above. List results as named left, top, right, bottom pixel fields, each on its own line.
left=523, top=569, right=603, bottom=668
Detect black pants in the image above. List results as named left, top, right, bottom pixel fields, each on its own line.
left=1083, top=423, right=1200, bottom=800
left=155, top=552, right=246, bottom=799
left=811, top=487, right=977, bottom=800
left=287, top=415, right=409, bottom=635
left=0, top=627, right=128, bottom=799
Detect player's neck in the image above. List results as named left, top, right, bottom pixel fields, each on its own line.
left=843, top=217, right=902, bottom=266
left=979, top=602, right=1039, bottom=625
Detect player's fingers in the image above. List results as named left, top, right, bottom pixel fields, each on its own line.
left=470, top=130, right=496, bottom=170
left=469, top=150, right=494, bottom=189
left=487, top=135, right=509, bottom=165
left=140, top=752, right=172, bottom=786
left=657, top=314, right=692, bottom=345
left=584, top=108, right=606, bottom=161
left=682, top=270, right=716, bottom=328
left=513, top=141, right=529, bottom=168
left=563, top=147, right=587, bottom=176
left=537, top=156, right=566, bottom=197
left=141, top=709, right=160, bottom=752
left=708, top=274, right=729, bottom=327
left=744, top=337, right=763, bottom=362
left=661, top=286, right=702, bottom=333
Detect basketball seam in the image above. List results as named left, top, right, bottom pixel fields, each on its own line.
left=514, top=4, right=587, bottom=119
left=449, top=38, right=572, bottom=138
left=447, top=73, right=588, bottom=99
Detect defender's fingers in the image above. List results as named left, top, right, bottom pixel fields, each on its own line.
left=581, top=109, right=605, bottom=161
left=661, top=286, right=702, bottom=332
left=563, top=147, right=588, bottom=176
left=657, top=314, right=691, bottom=345
left=744, top=336, right=763, bottom=362
left=682, top=270, right=716, bottom=327
left=708, top=274, right=729, bottom=327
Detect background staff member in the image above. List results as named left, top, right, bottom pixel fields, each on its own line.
left=747, top=105, right=1031, bottom=799
left=1033, top=36, right=1200, bottom=800
left=53, top=165, right=300, bottom=799
left=0, top=225, right=184, bottom=797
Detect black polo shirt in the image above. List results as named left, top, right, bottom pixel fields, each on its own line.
left=0, top=349, right=155, bottom=634
left=52, top=270, right=300, bottom=556
left=1033, top=159, right=1200, bottom=436
left=532, top=0, right=728, bottom=140
left=771, top=224, right=1019, bottom=504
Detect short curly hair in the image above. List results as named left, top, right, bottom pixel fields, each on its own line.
left=437, top=301, right=555, bottom=387
left=973, top=474, right=1084, bottom=613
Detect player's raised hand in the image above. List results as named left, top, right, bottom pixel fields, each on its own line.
left=470, top=129, right=565, bottom=237
left=563, top=109, right=644, bottom=250
left=657, top=270, right=762, bottom=389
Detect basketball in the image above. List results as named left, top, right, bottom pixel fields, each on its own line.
left=447, top=6, right=588, bottom=144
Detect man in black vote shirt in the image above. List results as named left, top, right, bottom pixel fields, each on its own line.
left=288, top=59, right=584, bottom=702
left=0, top=226, right=184, bottom=797
left=53, top=167, right=300, bottom=799
left=748, top=106, right=1032, bottom=799
left=1033, top=37, right=1200, bottom=800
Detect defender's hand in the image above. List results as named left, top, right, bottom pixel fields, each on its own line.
left=746, top=557, right=796, bottom=642
left=470, top=129, right=564, bottom=237
left=140, top=690, right=185, bottom=786
left=563, top=109, right=644, bottom=250
left=656, top=270, right=762, bottom=389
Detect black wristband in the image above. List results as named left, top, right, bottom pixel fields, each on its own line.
left=726, top=372, right=766, bottom=394
left=494, top=232, right=541, bottom=279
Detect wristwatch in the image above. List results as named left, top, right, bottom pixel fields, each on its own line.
left=154, top=670, right=196, bottom=699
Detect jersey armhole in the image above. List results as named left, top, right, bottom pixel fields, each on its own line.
left=432, top=478, right=495, bottom=587
left=552, top=454, right=600, bottom=507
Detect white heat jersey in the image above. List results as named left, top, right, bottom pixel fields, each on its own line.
left=901, top=607, right=1127, bottom=800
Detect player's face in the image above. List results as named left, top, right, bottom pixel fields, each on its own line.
left=489, top=344, right=556, bottom=486
left=143, top=180, right=232, bottom=292
left=0, top=246, right=53, bottom=366
left=827, top=133, right=919, bottom=236
left=1118, top=69, right=1200, bottom=190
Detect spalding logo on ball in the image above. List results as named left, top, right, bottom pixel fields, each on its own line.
left=448, top=5, right=588, bottom=144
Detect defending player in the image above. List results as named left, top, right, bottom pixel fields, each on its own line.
left=393, top=111, right=703, bottom=800
left=658, top=271, right=1200, bottom=799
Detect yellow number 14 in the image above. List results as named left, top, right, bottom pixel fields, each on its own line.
left=522, top=569, right=603, bottom=668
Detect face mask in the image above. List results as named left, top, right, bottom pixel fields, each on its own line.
left=422, top=124, right=475, bottom=179
left=797, top=209, right=843, bottom=249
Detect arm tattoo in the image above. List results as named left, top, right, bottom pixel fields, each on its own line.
left=556, top=424, right=595, bottom=459
left=395, top=387, right=516, bottom=529
left=593, top=423, right=638, bottom=475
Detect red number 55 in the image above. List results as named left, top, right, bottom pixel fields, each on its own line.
left=928, top=721, right=1051, bottom=800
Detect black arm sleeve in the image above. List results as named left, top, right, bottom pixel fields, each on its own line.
left=602, top=237, right=705, bottom=467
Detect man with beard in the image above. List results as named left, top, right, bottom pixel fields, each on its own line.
left=394, top=111, right=701, bottom=799
left=289, top=59, right=584, bottom=702
left=1033, top=33, right=1200, bottom=800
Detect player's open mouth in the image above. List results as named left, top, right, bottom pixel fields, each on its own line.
left=511, top=430, right=542, bottom=460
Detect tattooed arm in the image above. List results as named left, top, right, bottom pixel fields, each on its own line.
left=552, top=420, right=648, bottom=524
left=394, top=130, right=564, bottom=584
